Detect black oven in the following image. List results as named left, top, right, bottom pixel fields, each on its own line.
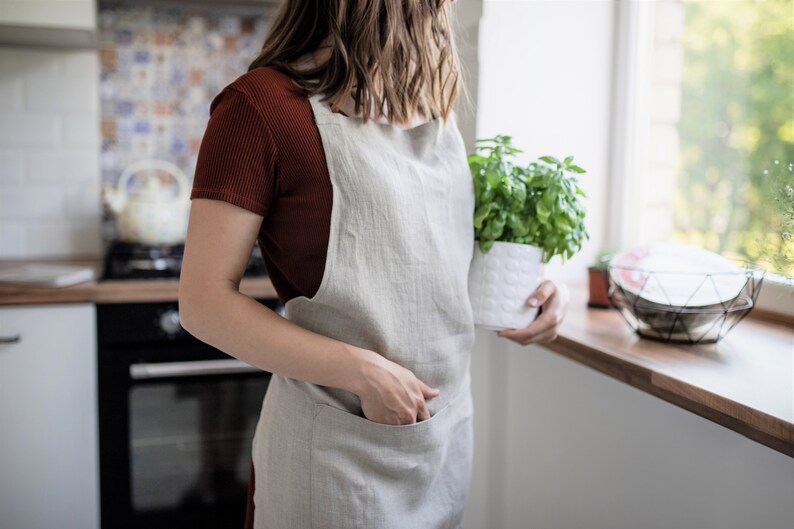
left=97, top=300, right=277, bottom=529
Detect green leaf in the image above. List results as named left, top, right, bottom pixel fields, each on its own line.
left=536, top=200, right=550, bottom=223
left=467, top=154, right=488, bottom=164
left=542, top=190, right=556, bottom=208
left=485, top=169, right=501, bottom=188
left=473, top=203, right=494, bottom=228
left=510, top=216, right=530, bottom=236
left=539, top=155, right=562, bottom=166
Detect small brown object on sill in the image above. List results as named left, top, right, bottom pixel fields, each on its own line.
left=587, top=266, right=618, bottom=309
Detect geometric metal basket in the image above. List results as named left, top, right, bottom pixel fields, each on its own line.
left=607, top=258, right=765, bottom=344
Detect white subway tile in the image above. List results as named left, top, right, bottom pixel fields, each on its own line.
left=0, top=114, right=61, bottom=147
left=0, top=77, right=23, bottom=111
left=0, top=150, right=24, bottom=185
left=6, top=49, right=63, bottom=79
left=25, top=76, right=98, bottom=113
left=61, top=51, right=99, bottom=77
left=27, top=150, right=99, bottom=183
left=0, top=186, right=65, bottom=220
left=25, top=219, right=102, bottom=257
left=63, top=116, right=100, bottom=148
left=0, top=221, right=27, bottom=257
left=0, top=46, right=102, bottom=260
left=63, top=179, right=102, bottom=220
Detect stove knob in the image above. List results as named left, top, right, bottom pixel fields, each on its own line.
left=159, top=309, right=182, bottom=335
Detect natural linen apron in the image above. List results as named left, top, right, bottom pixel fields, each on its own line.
left=251, top=90, right=476, bottom=529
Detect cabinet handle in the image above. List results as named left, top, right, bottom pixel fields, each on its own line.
left=0, top=334, right=21, bottom=344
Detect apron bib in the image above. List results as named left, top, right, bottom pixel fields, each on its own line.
left=252, top=88, right=476, bottom=529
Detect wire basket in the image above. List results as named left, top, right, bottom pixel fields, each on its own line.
left=607, top=258, right=765, bottom=344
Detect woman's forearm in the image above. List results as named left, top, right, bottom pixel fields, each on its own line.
left=178, top=286, right=374, bottom=396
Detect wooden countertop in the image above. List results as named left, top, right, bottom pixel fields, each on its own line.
left=1, top=257, right=792, bottom=456
left=0, top=257, right=277, bottom=304
left=549, top=282, right=793, bottom=458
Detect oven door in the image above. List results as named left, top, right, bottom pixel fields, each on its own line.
left=98, top=337, right=270, bottom=529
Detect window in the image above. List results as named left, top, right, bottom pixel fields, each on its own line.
left=612, top=0, right=793, bottom=316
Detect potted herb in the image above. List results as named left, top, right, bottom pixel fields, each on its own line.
left=588, top=247, right=618, bottom=308
left=467, top=135, right=590, bottom=330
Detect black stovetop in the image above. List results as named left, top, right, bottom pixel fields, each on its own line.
left=101, top=240, right=267, bottom=280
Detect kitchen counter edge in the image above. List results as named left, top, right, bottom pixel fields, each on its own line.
left=0, top=257, right=276, bottom=304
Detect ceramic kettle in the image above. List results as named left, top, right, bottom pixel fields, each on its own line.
left=102, top=159, right=191, bottom=245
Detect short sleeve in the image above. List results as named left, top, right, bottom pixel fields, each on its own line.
left=190, top=87, right=278, bottom=217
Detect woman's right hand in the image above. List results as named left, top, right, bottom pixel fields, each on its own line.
left=355, top=352, right=440, bottom=426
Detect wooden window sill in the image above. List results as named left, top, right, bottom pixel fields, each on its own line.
left=545, top=281, right=793, bottom=458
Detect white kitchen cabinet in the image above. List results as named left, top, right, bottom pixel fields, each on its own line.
left=0, top=1, right=97, bottom=48
left=0, top=303, right=98, bottom=529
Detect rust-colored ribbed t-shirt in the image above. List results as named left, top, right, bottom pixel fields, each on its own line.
left=190, top=65, right=332, bottom=306
left=189, top=66, right=331, bottom=529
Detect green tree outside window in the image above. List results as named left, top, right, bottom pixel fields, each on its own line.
left=674, top=0, right=793, bottom=277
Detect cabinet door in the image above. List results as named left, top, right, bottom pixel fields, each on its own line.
left=0, top=303, right=98, bottom=529
left=0, top=1, right=96, bottom=30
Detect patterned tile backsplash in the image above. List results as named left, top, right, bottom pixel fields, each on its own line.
left=98, top=6, right=270, bottom=200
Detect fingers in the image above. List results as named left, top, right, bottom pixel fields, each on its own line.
left=418, top=378, right=441, bottom=399
left=531, top=326, right=559, bottom=343
left=497, top=307, right=562, bottom=344
left=416, top=399, right=431, bottom=422
left=527, top=279, right=556, bottom=307
left=415, top=379, right=437, bottom=423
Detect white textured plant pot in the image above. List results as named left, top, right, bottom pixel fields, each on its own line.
left=468, top=241, right=545, bottom=331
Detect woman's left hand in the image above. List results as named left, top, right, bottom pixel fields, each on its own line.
left=496, top=279, right=569, bottom=345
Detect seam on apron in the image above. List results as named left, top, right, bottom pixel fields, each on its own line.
left=309, top=402, right=325, bottom=529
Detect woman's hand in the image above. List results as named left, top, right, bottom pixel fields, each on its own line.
left=355, top=353, right=440, bottom=426
left=496, top=279, right=570, bottom=345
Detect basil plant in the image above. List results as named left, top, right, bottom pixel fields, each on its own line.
left=467, top=135, right=590, bottom=263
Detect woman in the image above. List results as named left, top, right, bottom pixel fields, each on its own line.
left=178, top=0, right=570, bottom=527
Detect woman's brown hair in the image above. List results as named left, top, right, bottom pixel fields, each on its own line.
left=248, top=0, right=463, bottom=126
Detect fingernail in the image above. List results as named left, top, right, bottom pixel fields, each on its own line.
left=528, top=298, right=538, bottom=306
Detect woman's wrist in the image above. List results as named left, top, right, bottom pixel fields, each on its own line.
left=337, top=343, right=383, bottom=397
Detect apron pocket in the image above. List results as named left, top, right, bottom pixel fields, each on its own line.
left=309, top=392, right=470, bottom=529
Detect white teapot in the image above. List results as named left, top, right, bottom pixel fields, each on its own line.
left=102, top=159, right=191, bottom=245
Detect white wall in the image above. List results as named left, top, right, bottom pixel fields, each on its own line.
left=450, top=0, right=483, bottom=152
left=0, top=48, right=102, bottom=259
left=477, top=0, right=616, bottom=284
left=498, top=343, right=794, bottom=529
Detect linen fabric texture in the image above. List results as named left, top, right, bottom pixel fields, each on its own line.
left=250, top=90, right=477, bottom=528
